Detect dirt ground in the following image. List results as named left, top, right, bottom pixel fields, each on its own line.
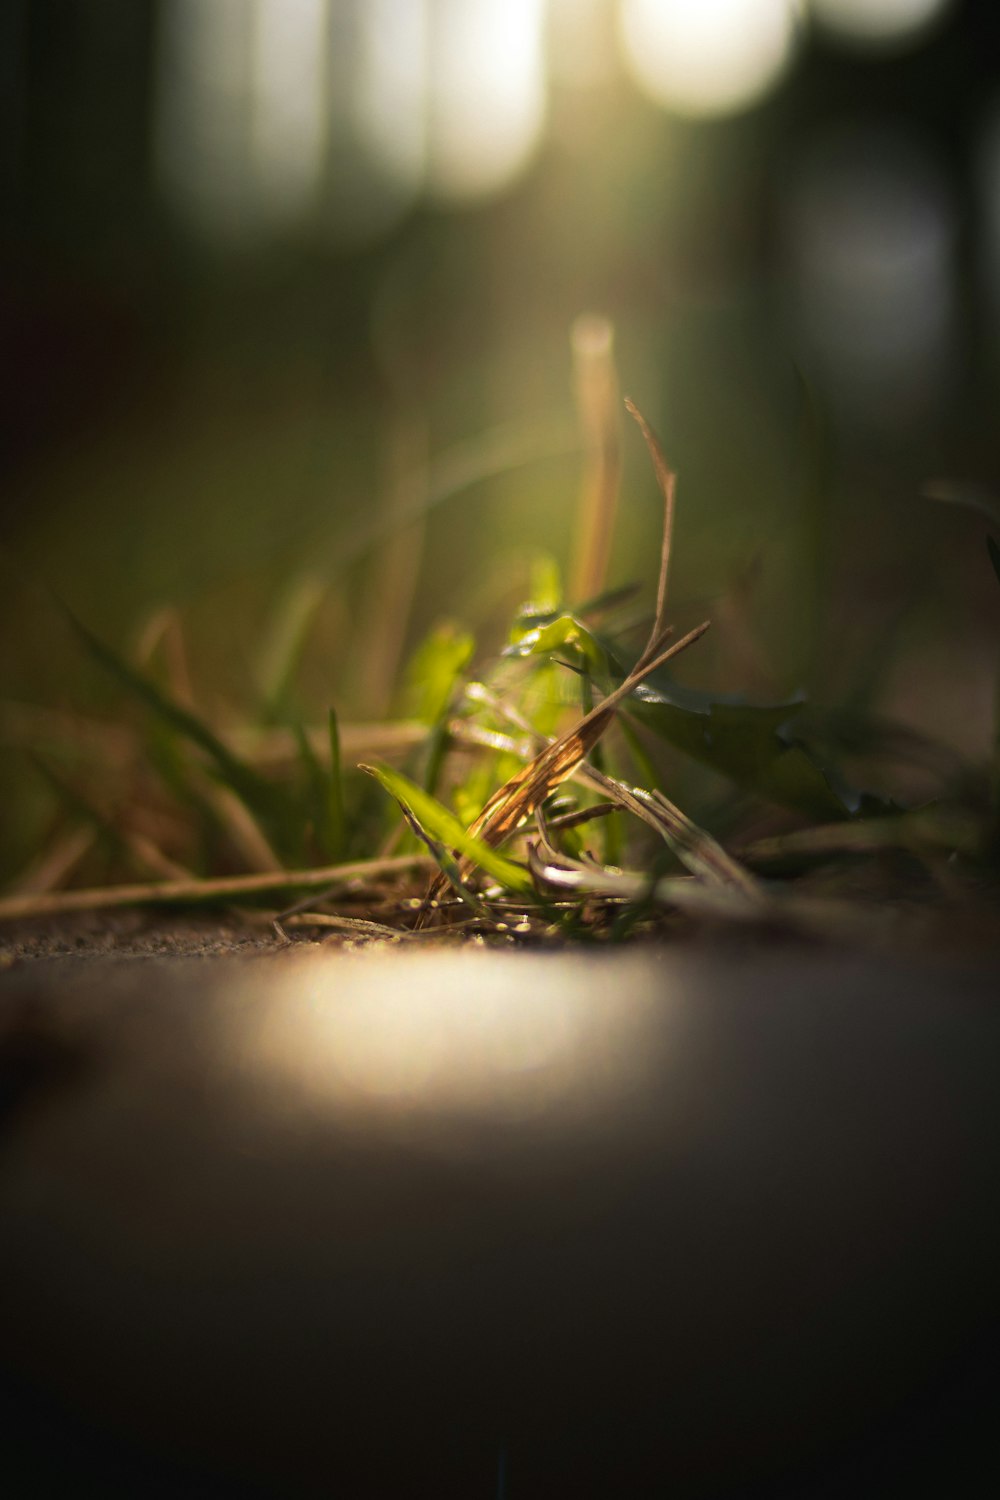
left=0, top=908, right=327, bottom=963
left=4, top=882, right=1000, bottom=968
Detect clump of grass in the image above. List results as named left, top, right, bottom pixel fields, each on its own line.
left=3, top=320, right=1000, bottom=949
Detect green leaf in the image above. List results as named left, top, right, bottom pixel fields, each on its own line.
left=629, top=691, right=850, bottom=822
left=361, top=763, right=534, bottom=895
left=505, top=612, right=609, bottom=675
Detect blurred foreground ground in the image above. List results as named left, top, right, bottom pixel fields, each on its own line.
left=1, top=941, right=999, bottom=1495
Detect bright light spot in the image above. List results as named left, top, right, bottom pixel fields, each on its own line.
left=549, top=0, right=618, bottom=87
left=249, top=952, right=660, bottom=1127
left=321, top=0, right=427, bottom=243
left=810, top=0, right=952, bottom=50
left=155, top=0, right=548, bottom=239
left=425, top=0, right=548, bottom=202
left=155, top=0, right=257, bottom=241
left=353, top=0, right=427, bottom=194
left=783, top=127, right=955, bottom=421
left=619, top=0, right=798, bottom=119
left=251, top=0, right=327, bottom=222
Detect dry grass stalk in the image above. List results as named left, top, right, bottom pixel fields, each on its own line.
left=569, top=315, right=622, bottom=603
left=0, top=853, right=433, bottom=923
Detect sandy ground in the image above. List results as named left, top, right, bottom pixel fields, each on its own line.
left=0, top=908, right=314, bottom=962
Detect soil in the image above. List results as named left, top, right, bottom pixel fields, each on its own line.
left=4, top=880, right=1000, bottom=968
left=0, top=908, right=315, bottom=963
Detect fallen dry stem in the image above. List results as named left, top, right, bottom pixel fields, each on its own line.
left=0, top=853, right=433, bottom=923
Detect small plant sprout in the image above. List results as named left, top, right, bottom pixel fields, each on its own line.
left=4, top=320, right=999, bottom=948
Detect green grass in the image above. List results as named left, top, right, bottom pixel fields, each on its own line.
left=3, top=326, right=1000, bottom=948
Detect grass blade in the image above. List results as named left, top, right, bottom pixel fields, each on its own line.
left=327, top=707, right=348, bottom=860
left=361, top=763, right=534, bottom=896
left=65, top=608, right=294, bottom=840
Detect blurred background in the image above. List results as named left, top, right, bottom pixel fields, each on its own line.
left=2, top=0, right=1000, bottom=882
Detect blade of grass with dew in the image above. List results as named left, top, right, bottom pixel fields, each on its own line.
left=505, top=612, right=612, bottom=679
left=360, top=763, right=534, bottom=896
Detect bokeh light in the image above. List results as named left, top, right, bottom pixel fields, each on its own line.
left=783, top=126, right=956, bottom=422
left=251, top=0, right=328, bottom=223
left=155, top=0, right=260, bottom=241
left=155, top=0, right=549, bottom=240
left=810, top=0, right=953, bottom=50
left=618, top=0, right=799, bottom=119
left=549, top=0, right=618, bottom=88
left=250, top=952, right=659, bottom=1124
left=321, top=0, right=426, bottom=242
left=424, top=0, right=548, bottom=203
left=350, top=0, right=427, bottom=198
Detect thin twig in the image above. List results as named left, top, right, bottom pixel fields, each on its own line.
left=624, top=396, right=676, bottom=648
